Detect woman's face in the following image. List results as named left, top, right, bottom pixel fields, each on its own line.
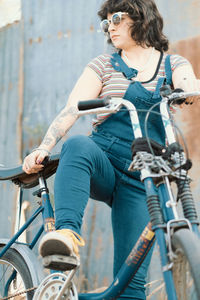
left=107, top=12, right=134, bottom=50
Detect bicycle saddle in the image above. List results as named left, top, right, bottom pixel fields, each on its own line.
left=0, top=153, right=60, bottom=189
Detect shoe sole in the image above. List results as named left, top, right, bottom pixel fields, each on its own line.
left=39, top=232, right=73, bottom=257
left=43, top=255, right=79, bottom=271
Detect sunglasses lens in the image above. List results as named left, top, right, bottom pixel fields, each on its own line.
left=112, top=13, right=121, bottom=25
left=100, top=20, right=109, bottom=33
left=100, top=13, right=126, bottom=33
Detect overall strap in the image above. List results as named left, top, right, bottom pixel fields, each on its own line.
left=110, top=53, right=138, bottom=80
left=153, top=54, right=173, bottom=99
left=164, top=54, right=173, bottom=85
left=153, top=77, right=166, bottom=99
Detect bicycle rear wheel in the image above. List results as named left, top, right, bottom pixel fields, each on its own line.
left=0, top=246, right=35, bottom=299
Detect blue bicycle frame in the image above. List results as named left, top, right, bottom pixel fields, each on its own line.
left=0, top=175, right=55, bottom=297
left=76, top=96, right=200, bottom=299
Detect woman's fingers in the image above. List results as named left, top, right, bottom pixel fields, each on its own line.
left=178, top=79, right=200, bottom=106
left=23, top=163, right=44, bottom=174
left=22, top=150, right=48, bottom=174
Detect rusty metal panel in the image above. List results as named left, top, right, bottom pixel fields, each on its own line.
left=148, top=36, right=200, bottom=299
left=169, top=35, right=200, bottom=208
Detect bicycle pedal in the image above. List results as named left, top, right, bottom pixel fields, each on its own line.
left=43, top=254, right=79, bottom=271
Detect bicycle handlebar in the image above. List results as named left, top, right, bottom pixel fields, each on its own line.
left=77, top=90, right=200, bottom=145
left=165, top=90, right=200, bottom=105
left=78, top=91, right=200, bottom=112
left=78, top=97, right=111, bottom=111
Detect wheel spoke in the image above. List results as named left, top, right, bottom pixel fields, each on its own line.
left=0, top=247, right=35, bottom=300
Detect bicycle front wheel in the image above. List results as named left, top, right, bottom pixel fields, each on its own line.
left=170, top=228, right=200, bottom=300
left=0, top=246, right=35, bottom=300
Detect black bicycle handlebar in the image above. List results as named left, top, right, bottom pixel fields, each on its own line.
left=160, top=86, right=186, bottom=105
left=78, top=89, right=200, bottom=112
left=169, top=88, right=186, bottom=105
left=78, top=97, right=111, bottom=111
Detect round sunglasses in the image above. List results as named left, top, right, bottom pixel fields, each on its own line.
left=100, top=12, right=129, bottom=33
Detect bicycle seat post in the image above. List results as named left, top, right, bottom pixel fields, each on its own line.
left=38, top=172, right=55, bottom=233
left=14, top=187, right=23, bottom=235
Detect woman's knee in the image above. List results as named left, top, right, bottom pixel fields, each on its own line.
left=61, top=135, right=95, bottom=158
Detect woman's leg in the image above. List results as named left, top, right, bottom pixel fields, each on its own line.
left=112, top=177, right=152, bottom=300
left=54, top=135, right=116, bottom=234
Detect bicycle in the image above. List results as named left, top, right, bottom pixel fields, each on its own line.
left=0, top=87, right=200, bottom=299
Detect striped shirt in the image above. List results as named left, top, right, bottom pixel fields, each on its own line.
left=87, top=52, right=189, bottom=126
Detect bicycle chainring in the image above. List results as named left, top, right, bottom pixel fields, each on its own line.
left=33, top=273, right=78, bottom=300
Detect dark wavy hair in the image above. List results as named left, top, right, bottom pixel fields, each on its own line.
left=98, top=0, right=169, bottom=51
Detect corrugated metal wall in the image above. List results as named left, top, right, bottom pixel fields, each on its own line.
left=0, top=0, right=200, bottom=296
left=157, top=0, right=200, bottom=43
left=0, top=20, right=23, bottom=237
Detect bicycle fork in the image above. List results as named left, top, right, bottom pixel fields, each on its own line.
left=144, top=177, right=178, bottom=300
left=144, top=174, right=200, bottom=300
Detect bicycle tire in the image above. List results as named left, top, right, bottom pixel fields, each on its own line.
left=171, top=228, right=200, bottom=300
left=0, top=246, right=35, bottom=300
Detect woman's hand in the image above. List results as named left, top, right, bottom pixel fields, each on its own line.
left=173, top=64, right=200, bottom=106
left=22, top=149, right=49, bottom=174
left=178, top=78, right=200, bottom=105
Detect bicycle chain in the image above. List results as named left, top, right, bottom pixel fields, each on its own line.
left=0, top=286, right=37, bottom=300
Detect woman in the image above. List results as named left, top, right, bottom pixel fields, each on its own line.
left=23, top=0, right=200, bottom=298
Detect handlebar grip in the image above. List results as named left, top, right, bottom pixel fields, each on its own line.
left=160, top=86, right=186, bottom=105
left=170, top=88, right=186, bottom=105
left=78, top=97, right=111, bottom=111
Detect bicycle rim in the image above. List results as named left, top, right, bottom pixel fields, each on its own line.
left=0, top=247, right=35, bottom=300
left=33, top=273, right=78, bottom=300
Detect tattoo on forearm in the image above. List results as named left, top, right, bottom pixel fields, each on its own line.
left=68, top=106, right=79, bottom=115
left=41, top=106, right=78, bottom=147
left=50, top=125, right=63, bottom=142
left=41, top=136, right=54, bottom=146
left=55, top=106, right=78, bottom=124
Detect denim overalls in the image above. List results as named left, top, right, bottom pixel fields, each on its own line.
left=54, top=53, right=172, bottom=299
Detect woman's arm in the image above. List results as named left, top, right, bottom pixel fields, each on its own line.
left=172, top=63, right=200, bottom=104
left=23, top=67, right=102, bottom=174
